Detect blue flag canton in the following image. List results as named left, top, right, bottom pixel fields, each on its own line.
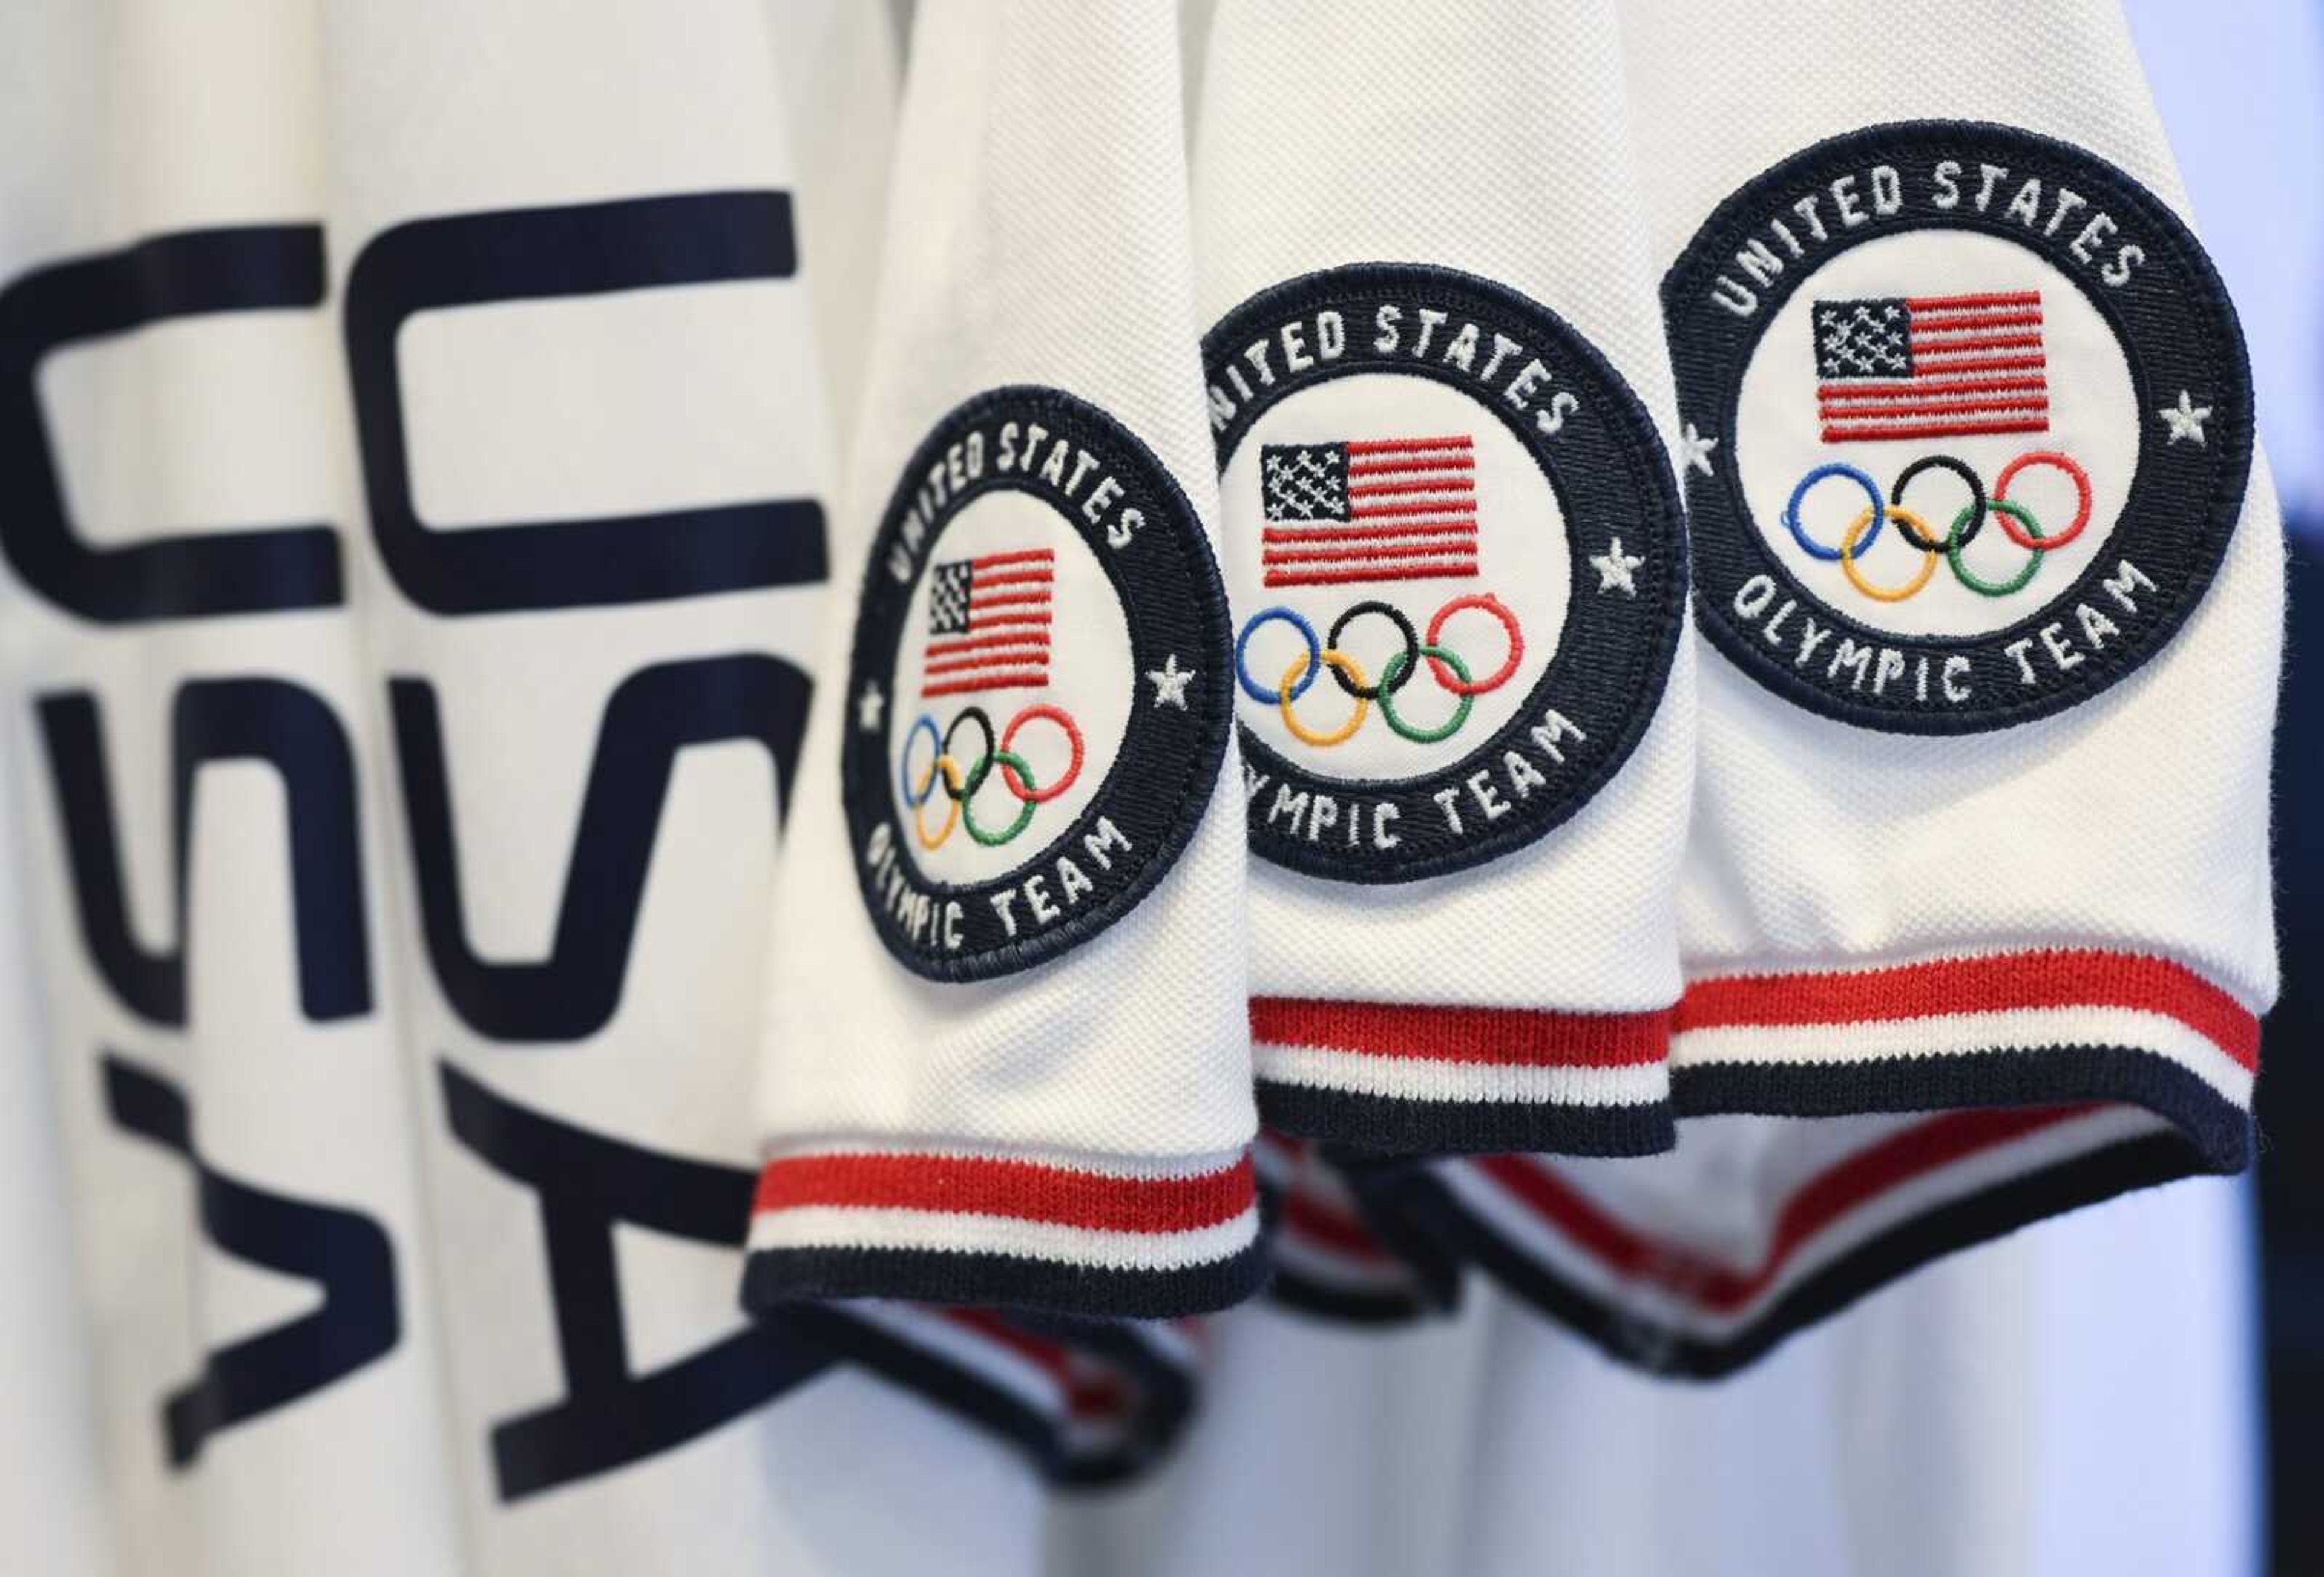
left=1261, top=444, right=1351, bottom=522
left=1813, top=298, right=1913, bottom=380
left=928, top=560, right=975, bottom=635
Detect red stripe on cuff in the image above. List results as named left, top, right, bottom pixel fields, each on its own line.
left=752, top=1152, right=1256, bottom=1234
left=1251, top=997, right=1672, bottom=1068
left=938, top=1309, right=1133, bottom=1421
left=1477, top=1104, right=2085, bottom=1315
left=1676, top=949, right=2259, bottom=1070
left=1280, top=1190, right=1395, bottom=1263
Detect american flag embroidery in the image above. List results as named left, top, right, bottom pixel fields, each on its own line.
left=1259, top=436, right=1477, bottom=587
left=1811, top=291, right=2048, bottom=444
left=922, top=549, right=1053, bottom=698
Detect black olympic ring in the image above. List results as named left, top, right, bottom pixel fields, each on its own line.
left=1889, top=454, right=1988, bottom=553
left=1324, top=600, right=1422, bottom=701
left=939, top=706, right=996, bottom=802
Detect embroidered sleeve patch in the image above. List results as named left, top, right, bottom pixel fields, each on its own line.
left=842, top=387, right=1233, bottom=980
left=1663, top=120, right=2254, bottom=733
left=1202, top=263, right=1686, bottom=884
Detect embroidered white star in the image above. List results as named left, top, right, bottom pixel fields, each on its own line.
left=855, top=682, right=884, bottom=732
left=1146, top=652, right=1195, bottom=709
left=1679, top=422, right=1719, bottom=477
left=1590, top=537, right=1646, bottom=597
left=2159, top=389, right=2212, bottom=447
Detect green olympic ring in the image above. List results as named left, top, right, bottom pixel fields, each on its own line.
left=961, top=748, right=1039, bottom=846
left=1946, top=498, right=2045, bottom=598
left=1375, top=644, right=1474, bottom=744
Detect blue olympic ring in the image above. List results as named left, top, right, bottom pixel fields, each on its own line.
left=1235, top=606, right=1324, bottom=705
left=1785, top=462, right=1886, bottom=562
left=898, top=714, right=943, bottom=807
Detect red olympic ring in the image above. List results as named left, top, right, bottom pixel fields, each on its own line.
left=1991, top=450, right=2093, bottom=551
left=1424, top=593, right=1525, bottom=696
left=997, top=703, right=1085, bottom=804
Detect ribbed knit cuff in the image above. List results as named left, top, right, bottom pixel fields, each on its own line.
left=741, top=1147, right=1267, bottom=1319
left=1670, top=946, right=2257, bottom=1165
left=1360, top=946, right=2258, bottom=1375
left=778, top=1302, right=1201, bottom=1485
left=1250, top=997, right=1676, bottom=1156
left=1253, top=1130, right=1450, bottom=1323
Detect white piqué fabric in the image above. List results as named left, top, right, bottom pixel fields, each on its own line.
left=1187, top=0, right=1697, bottom=1155
left=744, top=0, right=1263, bottom=1319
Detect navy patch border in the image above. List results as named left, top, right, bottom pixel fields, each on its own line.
left=1663, top=119, right=2255, bottom=735
left=843, top=385, right=1232, bottom=982
left=1203, top=262, right=1686, bottom=885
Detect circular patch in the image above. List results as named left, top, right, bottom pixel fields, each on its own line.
left=1664, top=120, right=2254, bottom=733
left=1204, top=263, right=1685, bottom=884
left=843, top=386, right=1232, bottom=980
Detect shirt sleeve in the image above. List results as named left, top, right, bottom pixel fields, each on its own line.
left=1354, top=0, right=2282, bottom=1375
left=741, top=0, right=1264, bottom=1321
left=1187, top=0, right=1698, bottom=1157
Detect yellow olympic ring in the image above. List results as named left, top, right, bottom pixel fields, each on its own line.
left=1279, top=650, right=1370, bottom=747
left=913, top=755, right=965, bottom=850
left=1839, top=505, right=1938, bottom=603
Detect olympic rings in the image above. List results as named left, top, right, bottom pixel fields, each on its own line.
left=1889, top=454, right=1987, bottom=552
left=1992, top=450, right=2092, bottom=550
left=1376, top=644, right=1475, bottom=743
left=1839, top=507, right=1939, bottom=603
left=1325, top=602, right=1420, bottom=701
left=1236, top=589, right=1526, bottom=749
left=1425, top=593, right=1525, bottom=695
left=1948, top=499, right=2045, bottom=597
left=1236, top=606, right=1322, bottom=704
left=1785, top=464, right=1886, bottom=561
left=1280, top=651, right=1370, bottom=746
left=1787, top=449, right=2094, bottom=603
left=900, top=701, right=1085, bottom=850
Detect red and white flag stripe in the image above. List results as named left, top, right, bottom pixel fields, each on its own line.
left=1818, top=290, right=2050, bottom=443
left=1261, top=434, right=1480, bottom=588
left=922, top=548, right=1055, bottom=698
